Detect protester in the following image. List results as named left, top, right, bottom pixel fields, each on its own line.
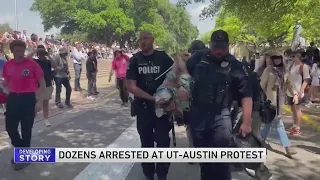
left=286, top=52, right=311, bottom=135
left=86, top=50, right=99, bottom=100
left=310, top=56, right=320, bottom=104
left=1, top=40, right=45, bottom=170
left=184, top=40, right=207, bottom=156
left=33, top=45, right=54, bottom=127
left=70, top=44, right=85, bottom=91
left=52, top=48, right=73, bottom=108
left=0, top=43, right=9, bottom=61
left=109, top=49, right=129, bottom=106
left=260, top=52, right=297, bottom=156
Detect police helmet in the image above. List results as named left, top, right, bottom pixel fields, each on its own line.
left=154, top=87, right=175, bottom=108
left=230, top=132, right=272, bottom=179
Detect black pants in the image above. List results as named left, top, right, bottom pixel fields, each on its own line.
left=190, top=108, right=232, bottom=180
left=54, top=77, right=72, bottom=105
left=117, top=78, right=128, bottom=103
left=87, top=72, right=97, bottom=96
left=136, top=102, right=171, bottom=178
left=5, top=92, right=36, bottom=147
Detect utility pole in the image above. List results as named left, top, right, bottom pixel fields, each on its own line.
left=15, top=0, right=18, bottom=30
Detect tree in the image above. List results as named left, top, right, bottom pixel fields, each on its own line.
left=31, top=0, right=198, bottom=52
left=0, top=23, right=12, bottom=34
left=179, top=0, right=320, bottom=48
left=56, top=33, right=89, bottom=44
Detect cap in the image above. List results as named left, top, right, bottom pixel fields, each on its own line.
left=59, top=48, right=68, bottom=54
left=210, top=30, right=229, bottom=49
left=189, top=40, right=206, bottom=53
left=270, top=52, right=283, bottom=60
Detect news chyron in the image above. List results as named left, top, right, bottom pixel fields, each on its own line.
left=14, top=148, right=267, bottom=163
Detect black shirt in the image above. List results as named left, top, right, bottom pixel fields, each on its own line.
left=186, top=51, right=252, bottom=103
left=34, top=58, right=53, bottom=87
left=126, top=50, right=173, bottom=95
left=86, top=57, right=97, bottom=73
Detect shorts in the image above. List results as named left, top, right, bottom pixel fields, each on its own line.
left=36, top=86, right=54, bottom=101
left=287, top=96, right=303, bottom=105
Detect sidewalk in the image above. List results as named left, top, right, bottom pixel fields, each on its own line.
left=0, top=83, right=117, bottom=128
left=0, top=95, right=133, bottom=180
left=0, top=93, right=318, bottom=180
left=125, top=115, right=320, bottom=180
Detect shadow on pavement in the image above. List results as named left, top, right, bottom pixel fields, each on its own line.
left=0, top=98, right=134, bottom=180
left=296, top=145, right=320, bottom=155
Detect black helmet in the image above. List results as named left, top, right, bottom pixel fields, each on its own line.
left=188, top=40, right=206, bottom=54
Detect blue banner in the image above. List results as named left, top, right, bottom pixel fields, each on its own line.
left=14, top=148, right=56, bottom=163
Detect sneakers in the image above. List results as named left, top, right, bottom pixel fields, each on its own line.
left=65, top=103, right=73, bottom=108
left=123, top=102, right=129, bottom=107
left=11, top=158, right=30, bottom=170
left=290, top=127, right=302, bottom=136
left=56, top=103, right=64, bottom=109
left=87, top=96, right=96, bottom=100
left=285, top=126, right=294, bottom=132
left=44, top=119, right=51, bottom=127
left=285, top=147, right=298, bottom=156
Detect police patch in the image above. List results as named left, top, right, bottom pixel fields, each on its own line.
left=22, top=69, right=29, bottom=76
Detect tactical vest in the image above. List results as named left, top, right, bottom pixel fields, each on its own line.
left=135, top=51, right=168, bottom=96
left=191, top=54, right=233, bottom=113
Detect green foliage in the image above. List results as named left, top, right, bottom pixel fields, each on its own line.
left=182, top=0, right=320, bottom=50
left=56, top=33, right=89, bottom=44
left=31, top=0, right=198, bottom=53
left=0, top=23, right=12, bottom=34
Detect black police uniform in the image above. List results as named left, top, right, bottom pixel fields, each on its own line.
left=186, top=50, right=252, bottom=180
left=126, top=50, right=173, bottom=179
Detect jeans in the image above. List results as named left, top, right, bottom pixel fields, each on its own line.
left=74, top=64, right=82, bottom=89
left=87, top=72, right=97, bottom=96
left=260, top=117, right=290, bottom=147
left=5, top=93, right=36, bottom=147
left=54, top=77, right=72, bottom=105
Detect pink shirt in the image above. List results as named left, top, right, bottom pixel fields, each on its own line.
left=2, top=58, right=44, bottom=93
left=112, top=55, right=129, bottom=78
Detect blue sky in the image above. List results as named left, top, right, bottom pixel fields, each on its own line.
left=0, top=0, right=215, bottom=39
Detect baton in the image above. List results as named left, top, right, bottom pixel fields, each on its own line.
left=171, top=115, right=177, bottom=147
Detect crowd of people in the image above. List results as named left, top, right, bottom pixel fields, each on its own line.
left=0, top=28, right=318, bottom=180
left=0, top=28, right=113, bottom=60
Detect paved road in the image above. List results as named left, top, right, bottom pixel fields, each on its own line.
left=0, top=94, right=319, bottom=180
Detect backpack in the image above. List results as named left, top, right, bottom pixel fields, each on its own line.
left=242, top=60, right=276, bottom=124
left=298, top=64, right=311, bottom=93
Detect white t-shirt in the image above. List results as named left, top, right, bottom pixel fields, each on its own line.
left=311, top=64, right=320, bottom=86
left=287, top=64, right=310, bottom=97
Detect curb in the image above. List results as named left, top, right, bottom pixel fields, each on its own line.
left=283, top=105, right=320, bottom=132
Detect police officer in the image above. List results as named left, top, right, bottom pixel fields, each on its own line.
left=188, top=40, right=207, bottom=54
left=186, top=30, right=253, bottom=180
left=126, top=31, right=174, bottom=180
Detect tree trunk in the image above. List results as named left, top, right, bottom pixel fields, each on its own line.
left=119, top=39, right=126, bottom=48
